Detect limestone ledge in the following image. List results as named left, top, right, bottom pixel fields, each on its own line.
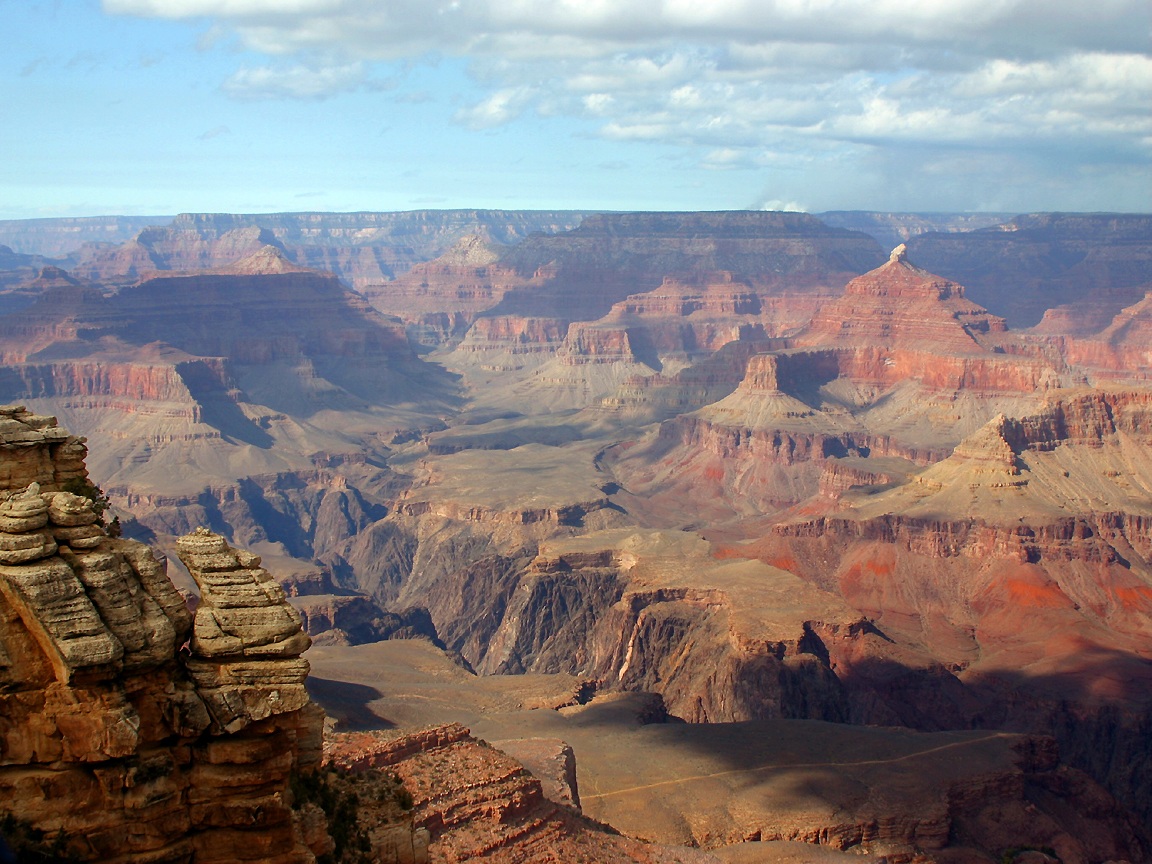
left=0, top=404, right=333, bottom=863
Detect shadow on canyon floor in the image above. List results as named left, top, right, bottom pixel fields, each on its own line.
left=305, top=636, right=1152, bottom=853
left=304, top=676, right=393, bottom=731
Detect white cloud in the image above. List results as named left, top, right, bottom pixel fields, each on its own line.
left=757, top=198, right=806, bottom=212
left=105, top=0, right=1151, bottom=203
left=104, top=0, right=1150, bottom=57
left=453, top=87, right=536, bottom=128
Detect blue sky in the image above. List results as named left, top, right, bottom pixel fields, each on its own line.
left=3, top=0, right=1149, bottom=219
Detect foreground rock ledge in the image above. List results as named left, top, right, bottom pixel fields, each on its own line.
left=0, top=407, right=360, bottom=862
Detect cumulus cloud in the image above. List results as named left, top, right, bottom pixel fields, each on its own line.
left=105, top=0, right=1151, bottom=204
left=104, top=1, right=1149, bottom=57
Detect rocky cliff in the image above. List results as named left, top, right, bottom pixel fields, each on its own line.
left=0, top=251, right=462, bottom=600
left=0, top=407, right=344, bottom=861
left=326, top=723, right=711, bottom=864
left=489, top=210, right=883, bottom=322
left=62, top=211, right=586, bottom=288
left=1064, top=291, right=1152, bottom=379
left=0, top=216, right=170, bottom=259
left=748, top=390, right=1152, bottom=833
left=606, top=248, right=1062, bottom=522
left=906, top=213, right=1152, bottom=330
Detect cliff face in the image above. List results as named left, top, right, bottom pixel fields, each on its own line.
left=488, top=210, right=884, bottom=324
left=0, top=251, right=414, bottom=368
left=427, top=213, right=885, bottom=416
left=0, top=407, right=332, bottom=862
left=0, top=216, right=170, bottom=259
left=605, top=250, right=1062, bottom=522
left=906, top=213, right=1152, bottom=330
left=0, top=250, right=461, bottom=586
left=62, top=211, right=587, bottom=288
left=1064, top=291, right=1152, bottom=378
left=325, top=723, right=709, bottom=864
left=799, top=245, right=1008, bottom=353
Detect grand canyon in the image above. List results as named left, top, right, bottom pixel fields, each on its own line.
left=0, top=209, right=1150, bottom=863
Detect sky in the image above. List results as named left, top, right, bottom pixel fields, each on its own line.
left=2, top=0, right=1149, bottom=219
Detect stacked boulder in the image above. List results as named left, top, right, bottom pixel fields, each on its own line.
left=177, top=527, right=313, bottom=734
left=0, top=407, right=332, bottom=862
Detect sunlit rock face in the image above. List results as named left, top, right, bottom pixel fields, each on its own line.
left=0, top=407, right=329, bottom=863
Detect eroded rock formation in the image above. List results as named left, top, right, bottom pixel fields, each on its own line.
left=326, top=723, right=712, bottom=864
left=0, top=407, right=337, bottom=862
left=59, top=211, right=586, bottom=289
left=906, top=212, right=1152, bottom=330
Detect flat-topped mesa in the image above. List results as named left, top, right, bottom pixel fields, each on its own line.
left=178, top=527, right=312, bottom=734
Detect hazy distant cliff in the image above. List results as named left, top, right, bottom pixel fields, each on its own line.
left=1, top=210, right=589, bottom=286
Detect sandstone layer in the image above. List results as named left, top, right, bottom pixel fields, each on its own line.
left=3, top=210, right=1152, bottom=860
left=327, top=722, right=720, bottom=864
left=0, top=407, right=374, bottom=863
left=64, top=211, right=586, bottom=289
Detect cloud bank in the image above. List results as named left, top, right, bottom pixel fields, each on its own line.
left=105, top=0, right=1151, bottom=210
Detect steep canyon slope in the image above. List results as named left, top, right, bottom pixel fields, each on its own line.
left=1, top=210, right=1150, bottom=861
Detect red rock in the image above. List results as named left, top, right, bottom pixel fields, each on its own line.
left=0, top=411, right=345, bottom=863
left=326, top=724, right=712, bottom=863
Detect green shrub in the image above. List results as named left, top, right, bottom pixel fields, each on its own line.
left=60, top=477, right=120, bottom=535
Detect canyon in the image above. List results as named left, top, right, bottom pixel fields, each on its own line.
left=0, top=209, right=1150, bottom=862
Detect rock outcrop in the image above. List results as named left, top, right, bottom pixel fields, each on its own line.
left=750, top=390, right=1152, bottom=834
left=0, top=407, right=337, bottom=862
left=906, top=213, right=1152, bottom=330
left=1064, top=291, right=1152, bottom=379
left=606, top=249, right=1061, bottom=522
left=326, top=723, right=712, bottom=864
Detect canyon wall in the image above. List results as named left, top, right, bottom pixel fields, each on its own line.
left=906, top=213, right=1152, bottom=330
left=58, top=211, right=587, bottom=287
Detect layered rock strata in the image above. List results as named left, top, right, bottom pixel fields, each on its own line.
left=752, top=390, right=1152, bottom=835
left=906, top=213, right=1152, bottom=330
left=608, top=248, right=1064, bottom=521
left=62, top=210, right=585, bottom=288
left=326, top=724, right=713, bottom=864
left=0, top=408, right=342, bottom=863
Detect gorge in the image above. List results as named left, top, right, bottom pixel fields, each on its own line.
left=0, top=209, right=1150, bottom=863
